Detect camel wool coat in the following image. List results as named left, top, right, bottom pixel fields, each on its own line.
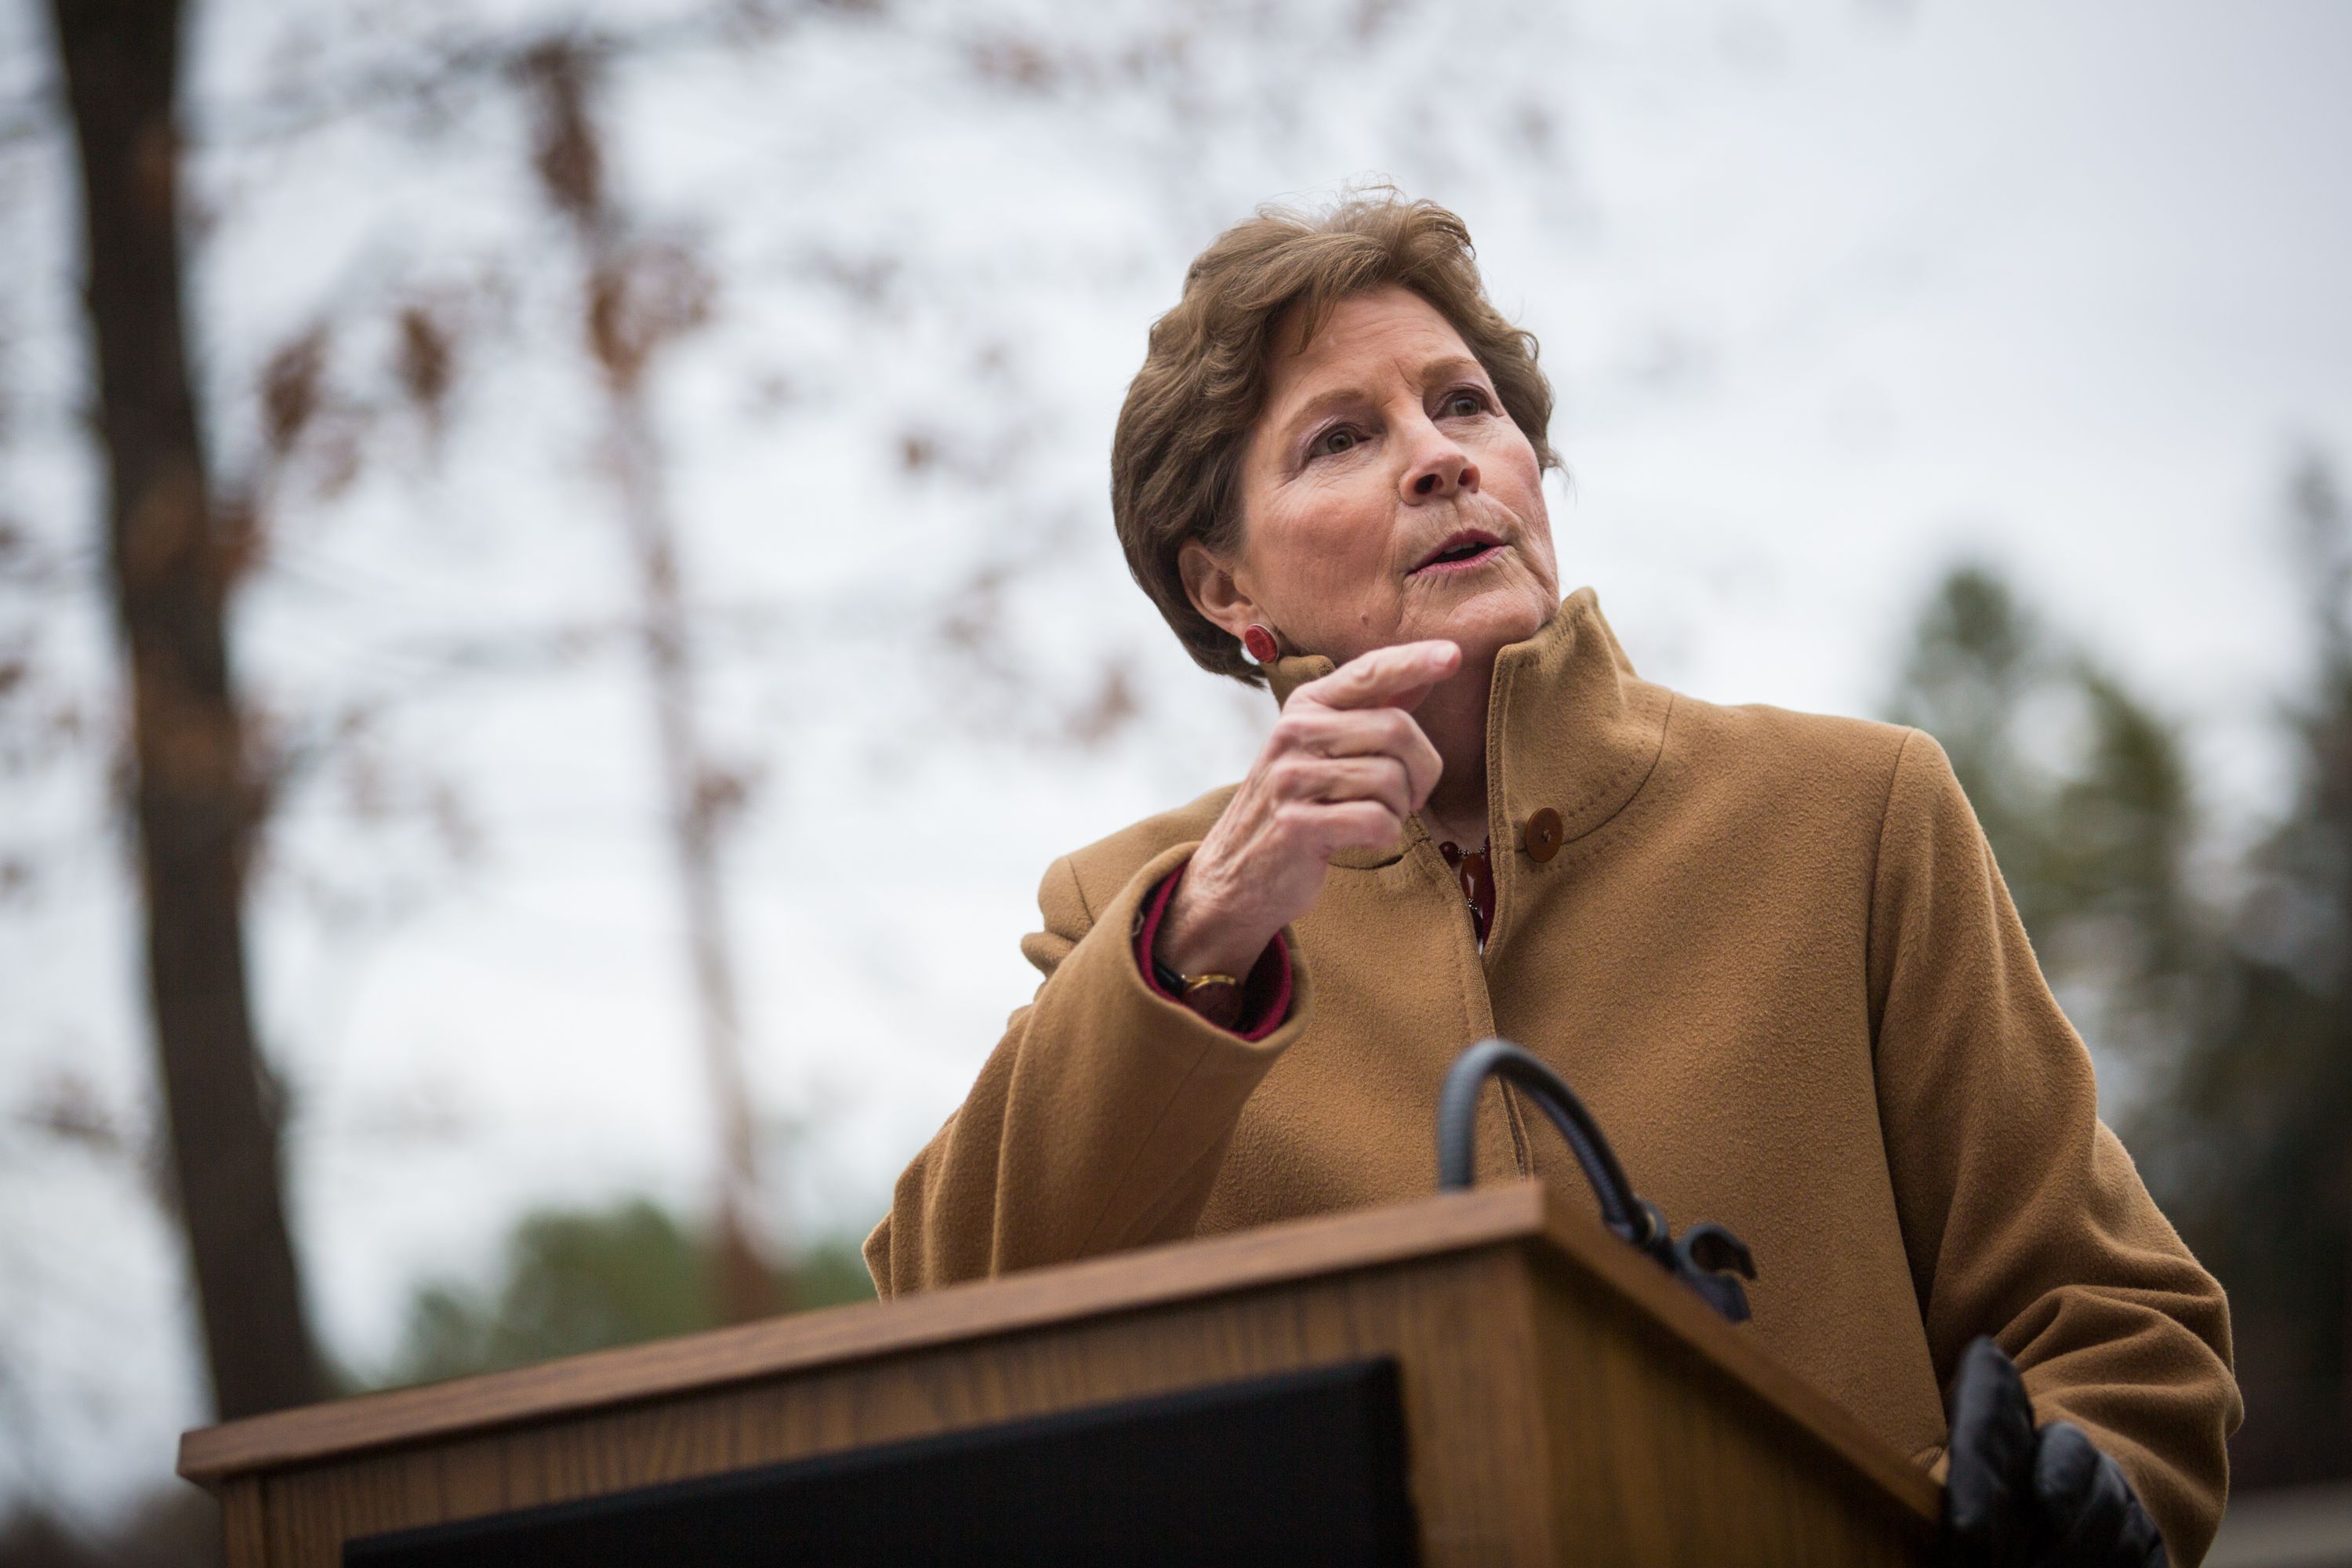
left=865, top=589, right=2240, bottom=1563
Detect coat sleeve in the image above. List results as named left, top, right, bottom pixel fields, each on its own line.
left=1867, top=728, right=2241, bottom=1565
left=862, top=842, right=1311, bottom=1298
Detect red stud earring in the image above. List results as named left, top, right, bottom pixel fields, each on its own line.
left=1242, top=625, right=1279, bottom=664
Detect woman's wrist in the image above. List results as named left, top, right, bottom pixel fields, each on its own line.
left=1131, top=863, right=1296, bottom=1040
left=1155, top=873, right=1277, bottom=983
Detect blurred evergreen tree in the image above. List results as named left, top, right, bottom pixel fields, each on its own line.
left=1886, top=456, right=2352, bottom=1487
left=2135, top=453, right=2352, bottom=1486
left=1884, top=564, right=2203, bottom=1078
left=387, top=1199, right=877, bottom=1388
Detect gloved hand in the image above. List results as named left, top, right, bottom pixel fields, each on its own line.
left=1940, top=1338, right=2168, bottom=1567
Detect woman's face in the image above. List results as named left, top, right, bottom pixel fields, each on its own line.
left=1183, top=285, right=1560, bottom=673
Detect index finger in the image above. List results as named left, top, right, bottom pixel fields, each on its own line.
left=1301, top=640, right=1462, bottom=711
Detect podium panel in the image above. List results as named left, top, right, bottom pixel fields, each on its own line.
left=181, top=1185, right=1940, bottom=1566
left=347, top=1359, right=1414, bottom=1566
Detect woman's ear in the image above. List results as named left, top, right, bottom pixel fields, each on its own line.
left=1178, top=537, right=1259, bottom=642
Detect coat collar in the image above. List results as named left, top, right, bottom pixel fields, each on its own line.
left=1264, top=589, right=1670, bottom=869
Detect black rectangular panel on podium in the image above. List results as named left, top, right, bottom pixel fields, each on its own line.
left=343, top=1359, right=1417, bottom=1568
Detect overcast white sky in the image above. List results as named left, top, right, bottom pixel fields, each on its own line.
left=3, top=0, right=2348, bottom=1521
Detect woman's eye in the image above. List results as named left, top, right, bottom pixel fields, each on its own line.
left=1444, top=390, right=1487, bottom=417
left=1312, top=426, right=1359, bottom=457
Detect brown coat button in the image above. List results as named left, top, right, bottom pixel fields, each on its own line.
left=1523, top=806, right=1564, bottom=863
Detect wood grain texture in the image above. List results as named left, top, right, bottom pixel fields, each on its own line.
left=256, top=1250, right=1559, bottom=1566
left=1530, top=1254, right=1929, bottom=1564
left=186, top=1185, right=1943, bottom=1567
left=1524, top=1194, right=1943, bottom=1529
left=183, top=1184, right=1552, bottom=1486
left=218, top=1477, right=267, bottom=1567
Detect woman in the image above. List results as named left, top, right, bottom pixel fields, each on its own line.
left=864, top=195, right=2238, bottom=1564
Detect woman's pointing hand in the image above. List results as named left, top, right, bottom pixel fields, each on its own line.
left=1154, top=640, right=1460, bottom=985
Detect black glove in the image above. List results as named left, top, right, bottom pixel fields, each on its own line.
left=1940, top=1338, right=2168, bottom=1568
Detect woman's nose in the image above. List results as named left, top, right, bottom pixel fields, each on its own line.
left=1403, top=439, right=1480, bottom=503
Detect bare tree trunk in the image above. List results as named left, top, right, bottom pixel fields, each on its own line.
left=524, top=42, right=779, bottom=1323
left=47, top=0, right=322, bottom=1417
left=605, top=384, right=778, bottom=1324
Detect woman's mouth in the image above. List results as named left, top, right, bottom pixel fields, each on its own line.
left=1410, top=531, right=1507, bottom=575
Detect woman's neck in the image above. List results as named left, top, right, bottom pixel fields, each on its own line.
left=1414, top=659, right=1495, bottom=849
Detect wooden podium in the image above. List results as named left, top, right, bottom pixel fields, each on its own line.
left=180, top=1183, right=1939, bottom=1565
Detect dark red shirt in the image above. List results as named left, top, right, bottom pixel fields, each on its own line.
left=1436, top=837, right=1495, bottom=949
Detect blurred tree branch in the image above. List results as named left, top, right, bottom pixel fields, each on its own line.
left=523, top=35, right=778, bottom=1323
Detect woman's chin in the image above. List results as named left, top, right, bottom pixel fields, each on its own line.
left=1406, top=575, right=1559, bottom=658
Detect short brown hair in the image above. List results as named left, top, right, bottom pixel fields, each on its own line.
left=1110, top=191, right=1559, bottom=685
